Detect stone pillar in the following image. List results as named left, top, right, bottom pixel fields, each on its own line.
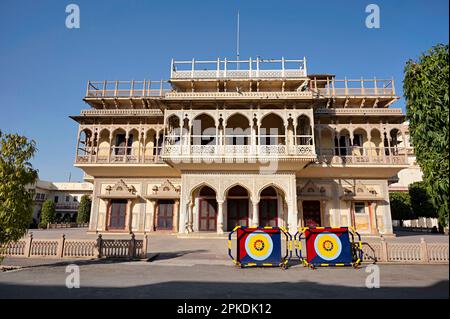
left=217, top=200, right=224, bottom=234
left=368, top=201, right=378, bottom=235
left=144, top=199, right=156, bottom=232
left=252, top=201, right=259, bottom=227
left=125, top=199, right=133, bottom=233
left=173, top=199, right=180, bottom=232
left=187, top=201, right=194, bottom=233
left=297, top=199, right=303, bottom=228
left=178, top=197, right=187, bottom=234
left=287, top=200, right=297, bottom=234
left=103, top=199, right=111, bottom=231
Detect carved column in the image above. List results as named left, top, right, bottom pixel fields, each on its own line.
left=217, top=200, right=224, bottom=234
left=173, top=199, right=180, bottom=232
left=368, top=201, right=379, bottom=235
left=125, top=199, right=133, bottom=233
left=252, top=201, right=259, bottom=227
left=187, top=201, right=194, bottom=233
left=287, top=200, right=297, bottom=234
left=104, top=199, right=111, bottom=231
left=145, top=199, right=156, bottom=232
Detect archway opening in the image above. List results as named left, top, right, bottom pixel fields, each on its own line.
left=260, top=113, right=285, bottom=146
left=296, top=115, right=312, bottom=145
left=259, top=186, right=279, bottom=227
left=197, top=186, right=217, bottom=232
left=226, top=185, right=250, bottom=231
left=225, top=114, right=250, bottom=146
left=192, top=114, right=216, bottom=146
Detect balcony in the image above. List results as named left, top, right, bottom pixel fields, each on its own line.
left=311, top=77, right=396, bottom=97
left=85, top=80, right=171, bottom=98
left=76, top=146, right=165, bottom=165
left=162, top=135, right=316, bottom=162
left=317, top=147, right=409, bottom=166
left=170, top=57, right=307, bottom=80
left=164, top=90, right=313, bottom=101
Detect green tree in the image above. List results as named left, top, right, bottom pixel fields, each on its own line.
left=404, top=44, right=449, bottom=227
left=0, top=130, right=38, bottom=255
left=39, top=200, right=56, bottom=228
left=409, top=182, right=436, bottom=219
left=389, top=192, right=414, bottom=225
left=76, top=195, right=91, bottom=224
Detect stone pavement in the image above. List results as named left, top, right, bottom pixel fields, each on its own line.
left=0, top=260, right=448, bottom=298
left=3, top=228, right=448, bottom=268
left=1, top=229, right=448, bottom=298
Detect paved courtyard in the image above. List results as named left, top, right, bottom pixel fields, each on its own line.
left=1, top=229, right=448, bottom=298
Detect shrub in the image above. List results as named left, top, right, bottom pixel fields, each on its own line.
left=39, top=200, right=56, bottom=228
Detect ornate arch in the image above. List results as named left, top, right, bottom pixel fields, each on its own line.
left=257, top=182, right=287, bottom=202
left=223, top=182, right=252, bottom=200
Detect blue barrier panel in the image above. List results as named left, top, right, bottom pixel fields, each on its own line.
left=295, top=227, right=363, bottom=269
left=228, top=226, right=292, bottom=268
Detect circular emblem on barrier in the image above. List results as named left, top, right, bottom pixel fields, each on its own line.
left=245, top=231, right=273, bottom=261
left=314, top=233, right=342, bottom=261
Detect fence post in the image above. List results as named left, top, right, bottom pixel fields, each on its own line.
left=141, top=234, right=148, bottom=259
left=129, top=233, right=136, bottom=259
left=24, top=232, right=33, bottom=257
left=95, top=234, right=103, bottom=258
left=380, top=237, right=388, bottom=262
left=420, top=237, right=429, bottom=263
left=57, top=234, right=66, bottom=258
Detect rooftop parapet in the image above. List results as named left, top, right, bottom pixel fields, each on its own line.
left=310, top=76, right=396, bottom=97
left=85, top=80, right=171, bottom=98
left=170, top=57, right=307, bottom=80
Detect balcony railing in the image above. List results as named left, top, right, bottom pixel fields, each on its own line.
left=311, top=78, right=396, bottom=97
left=85, top=80, right=171, bottom=98
left=76, top=146, right=165, bottom=164
left=164, top=91, right=313, bottom=100
left=170, top=57, right=307, bottom=79
left=317, top=147, right=408, bottom=165
left=162, top=134, right=315, bottom=159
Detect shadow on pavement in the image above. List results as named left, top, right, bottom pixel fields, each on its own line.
left=0, top=280, right=448, bottom=299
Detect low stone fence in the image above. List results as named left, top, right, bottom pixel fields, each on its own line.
left=361, top=238, right=449, bottom=264
left=393, top=226, right=440, bottom=233
left=47, top=223, right=89, bottom=229
left=1, top=233, right=147, bottom=260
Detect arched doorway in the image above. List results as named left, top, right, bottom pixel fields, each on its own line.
left=259, top=186, right=279, bottom=227
left=198, top=186, right=217, bottom=232
left=302, top=200, right=321, bottom=227
left=226, top=185, right=250, bottom=230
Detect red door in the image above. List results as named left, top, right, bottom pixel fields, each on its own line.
left=108, top=199, right=127, bottom=230
left=227, top=199, right=249, bottom=230
left=157, top=200, right=174, bottom=230
left=303, top=200, right=321, bottom=227
left=259, top=199, right=278, bottom=227
left=199, top=199, right=217, bottom=231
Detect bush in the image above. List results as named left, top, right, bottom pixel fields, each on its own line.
left=39, top=200, right=56, bottom=228
left=409, top=182, right=436, bottom=219
left=390, top=192, right=414, bottom=224
left=76, top=195, right=92, bottom=224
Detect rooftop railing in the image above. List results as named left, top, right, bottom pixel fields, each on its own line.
left=170, top=57, right=307, bottom=79
left=85, top=80, right=172, bottom=98
left=311, top=77, right=396, bottom=97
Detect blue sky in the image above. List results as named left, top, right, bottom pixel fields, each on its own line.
left=0, top=0, right=448, bottom=182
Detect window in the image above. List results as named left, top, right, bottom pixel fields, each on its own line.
left=35, top=193, right=46, bottom=200
left=65, top=196, right=70, bottom=202
left=354, top=202, right=366, bottom=214
left=54, top=196, right=59, bottom=203
left=73, top=196, right=78, bottom=202
left=353, top=134, right=363, bottom=147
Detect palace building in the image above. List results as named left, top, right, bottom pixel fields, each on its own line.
left=72, top=57, right=412, bottom=236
